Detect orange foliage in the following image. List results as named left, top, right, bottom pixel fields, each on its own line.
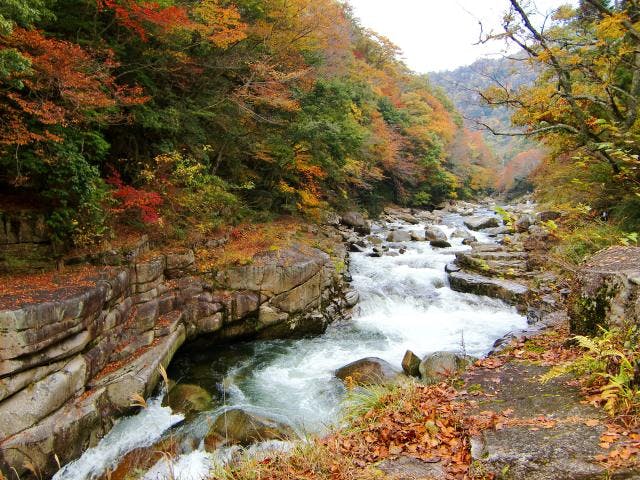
left=97, top=0, right=192, bottom=40
left=497, top=148, right=545, bottom=191
left=0, top=28, right=146, bottom=153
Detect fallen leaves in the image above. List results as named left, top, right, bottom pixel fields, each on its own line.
left=595, top=425, right=640, bottom=469
left=325, top=384, right=473, bottom=478
left=0, top=265, right=101, bottom=310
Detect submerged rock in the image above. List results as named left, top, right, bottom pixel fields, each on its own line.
left=205, top=408, right=295, bottom=449
left=464, top=216, right=500, bottom=231
left=163, top=383, right=212, bottom=417
left=335, top=357, right=401, bottom=386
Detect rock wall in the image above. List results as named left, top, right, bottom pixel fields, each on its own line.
left=0, top=241, right=352, bottom=479
left=0, top=212, right=53, bottom=273
left=568, top=246, right=640, bottom=335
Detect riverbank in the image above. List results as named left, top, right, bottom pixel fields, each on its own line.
left=3, top=200, right=640, bottom=479
left=0, top=218, right=355, bottom=479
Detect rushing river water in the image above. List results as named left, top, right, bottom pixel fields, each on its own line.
left=54, top=211, right=528, bottom=480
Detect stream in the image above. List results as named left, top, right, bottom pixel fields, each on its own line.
left=53, top=210, right=528, bottom=480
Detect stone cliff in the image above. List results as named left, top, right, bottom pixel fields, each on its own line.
left=0, top=238, right=353, bottom=479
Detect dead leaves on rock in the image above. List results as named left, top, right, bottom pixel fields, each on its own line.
left=595, top=425, right=640, bottom=469
left=326, top=384, right=474, bottom=478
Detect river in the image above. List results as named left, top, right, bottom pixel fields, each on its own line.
left=53, top=210, right=527, bottom=480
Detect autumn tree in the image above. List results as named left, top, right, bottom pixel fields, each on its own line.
left=482, top=0, right=640, bottom=222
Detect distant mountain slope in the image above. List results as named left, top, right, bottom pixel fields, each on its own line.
left=430, top=57, right=545, bottom=192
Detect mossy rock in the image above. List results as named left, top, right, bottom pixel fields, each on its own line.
left=163, top=383, right=213, bottom=417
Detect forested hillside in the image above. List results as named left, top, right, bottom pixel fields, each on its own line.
left=0, top=0, right=499, bottom=250
left=430, top=57, right=546, bottom=193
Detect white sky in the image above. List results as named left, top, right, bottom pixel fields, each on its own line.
left=347, top=0, right=573, bottom=72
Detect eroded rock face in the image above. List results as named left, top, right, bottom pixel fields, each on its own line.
left=0, top=240, right=353, bottom=478
left=335, top=357, right=401, bottom=386
left=568, top=246, right=640, bottom=335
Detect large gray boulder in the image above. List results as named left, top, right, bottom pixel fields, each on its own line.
left=335, top=357, right=401, bottom=386
left=425, top=226, right=447, bottom=243
left=340, top=211, right=371, bottom=234
left=464, top=216, right=500, bottom=231
left=425, top=226, right=451, bottom=248
left=568, top=246, right=640, bottom=335
left=419, top=352, right=475, bottom=383
left=386, top=230, right=412, bottom=242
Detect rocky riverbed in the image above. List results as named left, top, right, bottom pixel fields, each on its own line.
left=34, top=200, right=534, bottom=479
left=4, top=199, right=639, bottom=480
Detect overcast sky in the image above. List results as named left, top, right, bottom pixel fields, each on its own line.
left=347, top=0, right=573, bottom=72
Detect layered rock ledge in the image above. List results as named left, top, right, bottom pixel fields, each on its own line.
left=0, top=240, right=352, bottom=478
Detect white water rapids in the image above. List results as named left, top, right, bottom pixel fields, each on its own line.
left=54, top=211, right=527, bottom=480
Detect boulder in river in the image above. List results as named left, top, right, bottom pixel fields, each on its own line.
left=163, top=383, right=212, bottom=417
left=366, top=235, right=383, bottom=245
left=425, top=226, right=447, bottom=243
left=340, top=211, right=371, bottom=235
left=419, top=351, right=475, bottom=383
left=387, top=230, right=412, bottom=242
left=205, top=408, right=295, bottom=449
left=344, top=288, right=360, bottom=308
left=445, top=262, right=461, bottom=274
left=448, top=271, right=529, bottom=306
left=410, top=231, right=426, bottom=242
left=430, top=239, right=451, bottom=248
left=401, top=350, right=421, bottom=377
left=464, top=216, right=500, bottom=231
left=451, top=228, right=469, bottom=238
left=335, top=357, right=401, bottom=386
